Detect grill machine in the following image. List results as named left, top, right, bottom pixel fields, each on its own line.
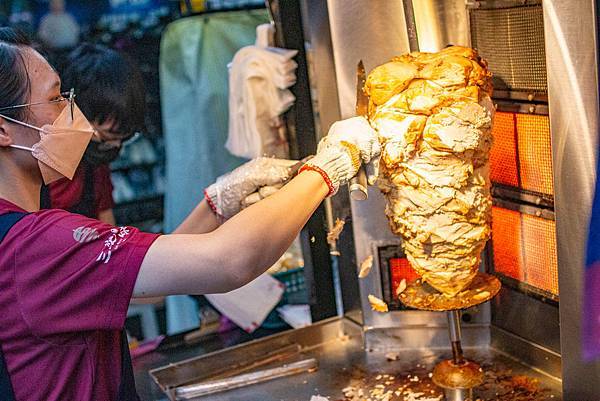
left=150, top=1, right=600, bottom=400
left=313, top=1, right=599, bottom=399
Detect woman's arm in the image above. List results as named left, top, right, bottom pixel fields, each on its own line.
left=172, top=199, right=220, bottom=234
left=133, top=170, right=327, bottom=297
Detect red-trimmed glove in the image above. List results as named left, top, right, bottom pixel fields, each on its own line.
left=301, top=116, right=380, bottom=196
left=204, top=157, right=299, bottom=219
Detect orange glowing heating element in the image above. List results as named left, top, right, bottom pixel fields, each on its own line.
left=491, top=206, right=559, bottom=296
left=389, top=257, right=420, bottom=296
left=517, top=114, right=554, bottom=195
left=522, top=214, right=559, bottom=295
left=491, top=207, right=524, bottom=281
left=490, top=112, right=519, bottom=187
left=490, top=111, right=554, bottom=196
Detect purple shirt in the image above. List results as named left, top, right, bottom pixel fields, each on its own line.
left=0, top=199, right=159, bottom=400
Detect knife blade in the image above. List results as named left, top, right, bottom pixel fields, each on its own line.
left=349, top=60, right=369, bottom=200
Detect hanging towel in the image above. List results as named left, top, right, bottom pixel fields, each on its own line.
left=226, top=42, right=298, bottom=159
left=160, top=10, right=270, bottom=334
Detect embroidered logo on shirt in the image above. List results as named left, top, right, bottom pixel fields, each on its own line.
left=73, top=226, right=100, bottom=243
left=97, top=226, right=131, bottom=264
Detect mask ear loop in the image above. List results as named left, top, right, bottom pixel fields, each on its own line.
left=0, top=113, right=47, bottom=153
left=0, top=113, right=48, bottom=134
left=9, top=144, right=34, bottom=152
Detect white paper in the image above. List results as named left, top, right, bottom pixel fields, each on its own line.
left=277, top=304, right=312, bottom=329
left=206, top=273, right=284, bottom=332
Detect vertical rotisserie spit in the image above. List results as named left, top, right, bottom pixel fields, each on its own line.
left=366, top=46, right=494, bottom=296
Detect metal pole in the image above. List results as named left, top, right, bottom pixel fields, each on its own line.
left=402, top=0, right=420, bottom=52
left=447, top=310, right=464, bottom=365
left=324, top=197, right=344, bottom=317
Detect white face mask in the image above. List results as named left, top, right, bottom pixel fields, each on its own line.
left=0, top=102, right=94, bottom=184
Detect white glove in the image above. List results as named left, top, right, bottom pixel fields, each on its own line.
left=205, top=157, right=299, bottom=219
left=301, top=116, right=380, bottom=195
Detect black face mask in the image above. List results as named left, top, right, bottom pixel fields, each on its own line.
left=83, top=141, right=122, bottom=167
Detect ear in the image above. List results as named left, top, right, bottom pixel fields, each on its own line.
left=0, top=116, right=14, bottom=147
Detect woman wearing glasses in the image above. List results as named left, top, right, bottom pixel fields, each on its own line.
left=39, top=44, right=146, bottom=224
left=0, top=28, right=379, bottom=400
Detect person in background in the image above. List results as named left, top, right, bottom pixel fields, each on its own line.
left=37, top=0, right=79, bottom=50
left=41, top=43, right=145, bottom=224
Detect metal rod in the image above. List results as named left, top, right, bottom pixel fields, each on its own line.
left=174, top=358, right=318, bottom=399
left=447, top=310, right=465, bottom=365
left=443, top=387, right=474, bottom=401
left=402, top=0, right=420, bottom=52
left=323, top=198, right=344, bottom=316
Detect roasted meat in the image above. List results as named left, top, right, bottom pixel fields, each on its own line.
left=366, top=46, right=494, bottom=296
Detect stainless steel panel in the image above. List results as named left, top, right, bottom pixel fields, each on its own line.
left=326, top=0, right=410, bottom=118
left=299, top=0, right=341, bottom=138
left=491, top=287, right=560, bottom=353
left=491, top=326, right=562, bottom=380
left=365, top=322, right=490, bottom=351
left=413, top=0, right=471, bottom=52
left=543, top=1, right=600, bottom=399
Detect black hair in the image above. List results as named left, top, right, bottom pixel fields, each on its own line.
left=0, top=27, right=32, bottom=121
left=61, top=43, right=145, bottom=137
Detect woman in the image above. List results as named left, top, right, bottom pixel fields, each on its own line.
left=42, top=43, right=146, bottom=224
left=0, top=28, right=379, bottom=400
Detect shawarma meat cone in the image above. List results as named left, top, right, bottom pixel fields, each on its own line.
left=366, top=46, right=494, bottom=296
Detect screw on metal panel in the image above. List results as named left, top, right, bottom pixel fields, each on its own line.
left=528, top=93, right=535, bottom=101
left=529, top=106, right=535, bottom=113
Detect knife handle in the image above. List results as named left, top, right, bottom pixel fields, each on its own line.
left=349, top=166, right=368, bottom=200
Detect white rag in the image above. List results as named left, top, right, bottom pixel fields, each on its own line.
left=226, top=40, right=298, bottom=159
left=205, top=273, right=284, bottom=332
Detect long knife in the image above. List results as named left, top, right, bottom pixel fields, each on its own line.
left=348, top=60, right=369, bottom=201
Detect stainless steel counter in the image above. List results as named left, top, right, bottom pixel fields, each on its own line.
left=133, top=326, right=284, bottom=400
left=149, top=317, right=562, bottom=401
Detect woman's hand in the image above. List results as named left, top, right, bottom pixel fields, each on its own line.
left=204, top=157, right=299, bottom=219
left=301, top=116, right=380, bottom=195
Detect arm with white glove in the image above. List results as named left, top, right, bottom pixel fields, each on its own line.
left=172, top=158, right=298, bottom=234
left=134, top=117, right=379, bottom=297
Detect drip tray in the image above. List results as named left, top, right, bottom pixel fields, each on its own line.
left=150, top=317, right=561, bottom=401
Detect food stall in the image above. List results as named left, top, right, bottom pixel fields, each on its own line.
left=140, top=1, right=600, bottom=400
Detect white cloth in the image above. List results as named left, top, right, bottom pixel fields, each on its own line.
left=226, top=45, right=298, bottom=159
left=206, top=273, right=284, bottom=332
left=255, top=23, right=275, bottom=47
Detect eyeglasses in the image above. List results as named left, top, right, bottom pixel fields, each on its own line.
left=0, top=88, right=76, bottom=119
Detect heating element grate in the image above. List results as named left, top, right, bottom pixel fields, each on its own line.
left=490, top=111, right=554, bottom=198
left=490, top=205, right=559, bottom=298
left=470, top=3, right=547, bottom=95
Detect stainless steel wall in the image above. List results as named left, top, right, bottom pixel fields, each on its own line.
left=326, top=0, right=410, bottom=119
left=544, top=1, right=600, bottom=399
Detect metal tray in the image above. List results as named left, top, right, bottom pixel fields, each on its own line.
left=150, top=317, right=562, bottom=400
